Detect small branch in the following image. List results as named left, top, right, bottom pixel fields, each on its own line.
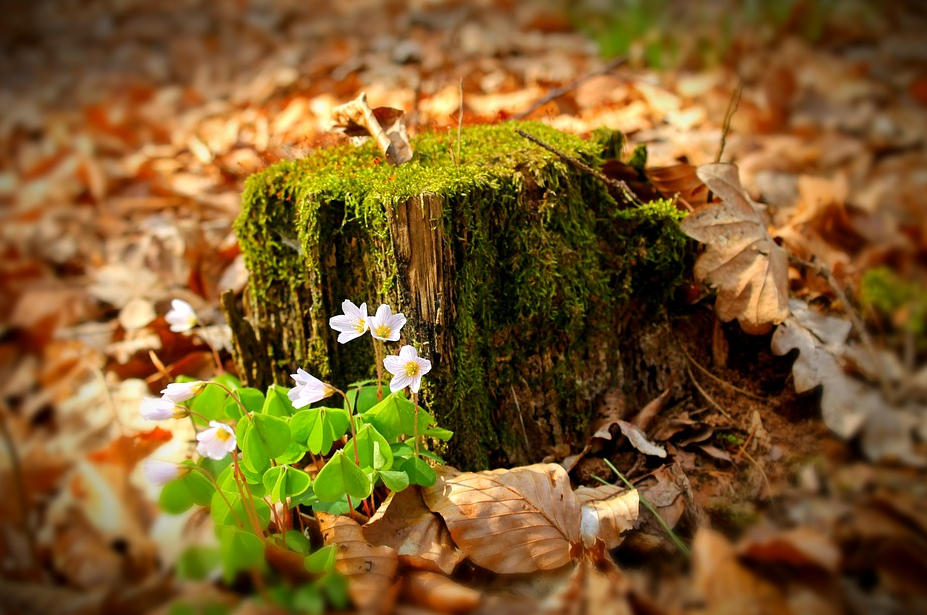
left=514, top=56, right=627, bottom=120
left=685, top=365, right=733, bottom=421
left=714, top=78, right=743, bottom=163
left=510, top=385, right=531, bottom=453
left=514, top=129, right=643, bottom=207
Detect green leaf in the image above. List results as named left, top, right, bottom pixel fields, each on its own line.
left=304, top=544, right=336, bottom=574
left=311, top=496, right=350, bottom=515
left=262, top=465, right=311, bottom=503
left=343, top=424, right=393, bottom=472
left=184, top=468, right=215, bottom=506
left=176, top=545, right=221, bottom=580
left=211, top=491, right=271, bottom=531
left=223, top=387, right=265, bottom=420
left=217, top=526, right=265, bottom=583
left=377, top=470, right=410, bottom=492
left=262, top=384, right=293, bottom=417
left=274, top=438, right=307, bottom=465
left=346, top=385, right=380, bottom=415
left=313, top=450, right=372, bottom=502
left=422, top=427, right=454, bottom=441
left=292, top=584, right=324, bottom=615
left=319, top=571, right=350, bottom=609
left=159, top=478, right=194, bottom=514
left=289, top=407, right=349, bottom=456
left=364, top=391, right=434, bottom=440
left=284, top=530, right=311, bottom=556
left=399, top=456, right=436, bottom=487
left=241, top=413, right=291, bottom=473
left=416, top=448, right=446, bottom=465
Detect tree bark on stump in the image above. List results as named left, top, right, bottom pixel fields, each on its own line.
left=225, top=122, right=691, bottom=470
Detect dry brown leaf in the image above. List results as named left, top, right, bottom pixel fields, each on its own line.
left=317, top=511, right=399, bottom=613
left=738, top=526, right=840, bottom=572
left=681, top=163, right=790, bottom=334
left=615, top=420, right=666, bottom=458
left=691, top=529, right=793, bottom=615
left=401, top=570, right=482, bottom=614
left=579, top=489, right=639, bottom=550
left=330, top=92, right=412, bottom=166
left=771, top=299, right=925, bottom=466
left=422, top=464, right=581, bottom=574
left=363, top=486, right=464, bottom=575
left=646, top=164, right=710, bottom=210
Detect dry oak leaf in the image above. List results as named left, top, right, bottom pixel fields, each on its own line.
left=681, top=163, right=789, bottom=335
left=317, top=511, right=399, bottom=614
left=330, top=92, right=413, bottom=166
left=401, top=570, right=482, bottom=614
left=576, top=486, right=639, bottom=550
left=422, top=464, right=582, bottom=574
left=771, top=299, right=925, bottom=466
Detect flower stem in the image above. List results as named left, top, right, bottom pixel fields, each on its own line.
left=190, top=465, right=244, bottom=529
left=231, top=455, right=264, bottom=538
left=194, top=325, right=225, bottom=375
left=412, top=391, right=420, bottom=457
left=335, top=388, right=360, bottom=468
left=207, top=382, right=250, bottom=417
left=371, top=338, right=384, bottom=401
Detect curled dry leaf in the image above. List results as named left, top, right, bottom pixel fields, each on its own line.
left=680, top=163, right=789, bottom=334
left=363, top=486, right=464, bottom=575
left=646, top=163, right=710, bottom=210
left=615, top=420, right=666, bottom=458
left=422, top=464, right=581, bottom=574
left=317, top=511, right=399, bottom=613
left=401, top=570, right=482, bottom=614
left=771, top=299, right=925, bottom=466
left=330, top=92, right=413, bottom=166
left=579, top=488, right=639, bottom=550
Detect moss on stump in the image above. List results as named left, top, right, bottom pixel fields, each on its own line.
left=228, top=121, right=690, bottom=469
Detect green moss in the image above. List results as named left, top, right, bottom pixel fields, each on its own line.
left=235, top=121, right=690, bottom=469
left=861, top=267, right=927, bottom=339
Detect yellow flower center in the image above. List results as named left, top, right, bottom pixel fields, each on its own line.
left=215, top=428, right=233, bottom=442
left=403, top=361, right=420, bottom=377
left=354, top=320, right=366, bottom=333
left=375, top=324, right=392, bottom=338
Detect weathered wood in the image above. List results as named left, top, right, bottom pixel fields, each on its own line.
left=227, top=122, right=691, bottom=469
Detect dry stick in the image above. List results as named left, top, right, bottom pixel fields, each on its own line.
left=678, top=341, right=766, bottom=401
left=509, top=385, right=531, bottom=452
left=685, top=365, right=733, bottom=421
left=789, top=254, right=893, bottom=402
left=514, top=56, right=628, bottom=120
left=714, top=78, right=743, bottom=163
left=195, top=325, right=226, bottom=375
left=515, top=129, right=643, bottom=206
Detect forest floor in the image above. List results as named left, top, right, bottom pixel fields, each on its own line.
left=1, top=1, right=926, bottom=613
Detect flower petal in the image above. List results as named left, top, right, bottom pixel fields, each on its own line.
left=389, top=373, right=414, bottom=393
left=383, top=355, right=405, bottom=376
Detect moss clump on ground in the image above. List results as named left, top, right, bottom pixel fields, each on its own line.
left=233, top=121, right=690, bottom=469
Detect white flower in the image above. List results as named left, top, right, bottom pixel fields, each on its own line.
left=161, top=381, right=207, bottom=403
left=166, top=299, right=198, bottom=333
left=142, top=459, right=188, bottom=486
left=383, top=345, right=432, bottom=393
left=140, top=397, right=189, bottom=420
left=196, top=421, right=237, bottom=460
left=288, top=368, right=335, bottom=409
left=329, top=300, right=368, bottom=344
left=367, top=304, right=406, bottom=342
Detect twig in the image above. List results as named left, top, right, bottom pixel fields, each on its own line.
left=714, top=78, right=743, bottom=163
left=514, top=56, right=628, bottom=120
left=685, top=365, right=733, bottom=421
left=456, top=77, right=463, bottom=167
left=788, top=254, right=893, bottom=402
left=514, top=129, right=643, bottom=206
left=678, top=341, right=765, bottom=401
left=599, top=459, right=691, bottom=558
left=510, top=385, right=531, bottom=452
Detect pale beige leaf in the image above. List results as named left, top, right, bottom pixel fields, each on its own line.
left=317, top=512, right=399, bottom=613
left=363, top=486, right=464, bottom=575
left=580, top=489, right=639, bottom=550
left=422, top=464, right=581, bottom=574
left=681, top=163, right=789, bottom=334
left=330, top=92, right=413, bottom=166
left=615, top=420, right=666, bottom=457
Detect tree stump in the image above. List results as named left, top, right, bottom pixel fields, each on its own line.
left=225, top=122, right=691, bottom=469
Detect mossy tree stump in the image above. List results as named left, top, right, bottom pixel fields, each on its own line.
left=226, top=122, right=690, bottom=469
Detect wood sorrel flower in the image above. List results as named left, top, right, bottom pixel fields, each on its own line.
left=161, top=381, right=206, bottom=403
left=196, top=421, right=237, bottom=460
left=141, top=397, right=189, bottom=421
left=329, top=300, right=368, bottom=344
left=142, top=459, right=188, bottom=486
left=383, top=345, right=432, bottom=393
left=367, top=304, right=406, bottom=342
left=165, top=299, right=198, bottom=333
left=288, top=367, right=335, bottom=409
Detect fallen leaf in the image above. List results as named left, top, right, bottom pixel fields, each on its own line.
left=681, top=163, right=790, bottom=334
left=615, top=420, right=666, bottom=458
left=738, top=526, right=840, bottom=572
left=330, top=93, right=412, bottom=166
left=579, top=489, right=639, bottom=550
left=422, top=464, right=581, bottom=574
left=646, top=164, right=710, bottom=210
left=317, top=511, right=399, bottom=613
left=363, top=486, right=464, bottom=575
left=401, top=570, right=482, bottom=614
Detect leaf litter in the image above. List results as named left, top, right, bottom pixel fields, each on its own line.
left=2, top=0, right=927, bottom=613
